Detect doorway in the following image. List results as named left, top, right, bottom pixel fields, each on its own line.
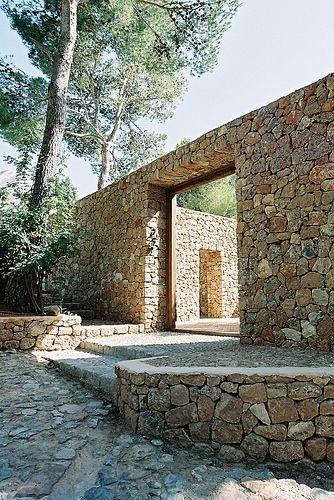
left=166, top=166, right=240, bottom=336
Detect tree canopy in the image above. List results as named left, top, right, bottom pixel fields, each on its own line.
left=0, top=0, right=240, bottom=188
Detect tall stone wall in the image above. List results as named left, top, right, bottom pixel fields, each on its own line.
left=176, top=208, right=238, bottom=322
left=235, top=74, right=334, bottom=350
left=58, top=73, right=334, bottom=348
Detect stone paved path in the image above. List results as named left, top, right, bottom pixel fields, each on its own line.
left=1, top=352, right=334, bottom=500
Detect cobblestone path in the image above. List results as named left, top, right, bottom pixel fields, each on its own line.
left=1, top=352, right=334, bottom=499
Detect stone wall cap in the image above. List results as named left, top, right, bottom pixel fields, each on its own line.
left=116, top=358, right=334, bottom=378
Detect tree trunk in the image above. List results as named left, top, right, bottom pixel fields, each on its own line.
left=5, top=270, right=42, bottom=314
left=98, top=142, right=114, bottom=190
left=5, top=1, right=78, bottom=313
left=30, top=0, right=78, bottom=208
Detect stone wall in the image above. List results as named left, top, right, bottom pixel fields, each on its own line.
left=176, top=208, right=238, bottom=322
left=0, top=315, right=82, bottom=350
left=116, top=362, right=334, bottom=463
left=57, top=73, right=334, bottom=348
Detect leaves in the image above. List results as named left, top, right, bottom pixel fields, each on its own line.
left=0, top=157, right=79, bottom=281
left=178, top=174, right=237, bottom=217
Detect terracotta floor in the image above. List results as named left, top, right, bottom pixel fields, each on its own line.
left=174, top=317, right=240, bottom=336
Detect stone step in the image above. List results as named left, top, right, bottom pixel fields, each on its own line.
left=80, top=337, right=155, bottom=360
left=80, top=322, right=145, bottom=337
left=40, top=350, right=122, bottom=404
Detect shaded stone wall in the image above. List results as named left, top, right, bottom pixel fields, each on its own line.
left=176, top=208, right=238, bottom=322
left=116, top=364, right=334, bottom=463
left=0, top=315, right=81, bottom=350
left=58, top=73, right=334, bottom=348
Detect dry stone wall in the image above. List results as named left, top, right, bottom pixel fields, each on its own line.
left=176, top=208, right=238, bottom=321
left=116, top=364, right=334, bottom=463
left=58, top=73, right=334, bottom=348
left=0, top=315, right=82, bottom=350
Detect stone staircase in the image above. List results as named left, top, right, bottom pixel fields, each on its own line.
left=40, top=332, right=228, bottom=405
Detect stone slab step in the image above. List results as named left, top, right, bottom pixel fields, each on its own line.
left=40, top=350, right=122, bottom=404
left=80, top=322, right=145, bottom=337
left=80, top=337, right=155, bottom=360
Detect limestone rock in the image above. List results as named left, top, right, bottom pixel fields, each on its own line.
left=241, top=433, right=269, bottom=461
left=239, top=383, right=267, bottom=404
left=170, top=385, right=189, bottom=406
left=214, top=394, right=243, bottom=423
left=165, top=403, right=198, bottom=428
left=305, top=437, right=327, bottom=461
left=268, top=397, right=298, bottom=424
left=212, top=421, right=243, bottom=444
left=287, top=421, right=315, bottom=440
left=269, top=441, right=304, bottom=462
left=255, top=424, right=287, bottom=441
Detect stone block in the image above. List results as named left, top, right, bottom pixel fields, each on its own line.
left=320, top=400, right=334, bottom=415
left=267, top=397, right=298, bottom=424
left=212, top=421, right=243, bottom=444
left=296, top=399, right=319, bottom=421
left=170, top=384, right=189, bottom=406
left=327, top=442, right=334, bottom=462
left=180, top=374, right=206, bottom=387
left=239, top=383, right=267, bottom=403
left=214, top=394, right=243, bottom=423
left=287, top=421, right=315, bottom=440
left=288, top=382, right=322, bottom=400
left=305, top=437, right=327, bottom=461
left=241, top=433, right=269, bottom=461
left=218, top=445, right=245, bottom=463
left=269, top=441, right=304, bottom=462
left=189, top=422, right=211, bottom=442
left=148, top=388, right=170, bottom=412
left=197, top=395, right=215, bottom=422
left=315, top=416, right=334, bottom=437
left=165, top=403, right=198, bottom=428
left=255, top=424, right=287, bottom=441
left=241, top=410, right=258, bottom=434
left=137, top=410, right=164, bottom=437
left=249, top=403, right=270, bottom=425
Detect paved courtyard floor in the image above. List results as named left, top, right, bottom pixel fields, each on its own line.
left=175, top=318, right=240, bottom=335
left=1, top=351, right=334, bottom=500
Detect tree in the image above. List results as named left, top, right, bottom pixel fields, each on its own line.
left=1, top=0, right=239, bottom=189
left=0, top=0, right=239, bottom=311
left=0, top=156, right=78, bottom=312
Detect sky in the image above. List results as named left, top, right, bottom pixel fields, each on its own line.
left=1, top=0, right=334, bottom=198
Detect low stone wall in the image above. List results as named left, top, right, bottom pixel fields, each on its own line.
left=116, top=361, right=334, bottom=463
left=176, top=208, right=238, bottom=322
left=0, top=315, right=82, bottom=351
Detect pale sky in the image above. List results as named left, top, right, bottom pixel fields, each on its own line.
left=1, top=0, right=334, bottom=198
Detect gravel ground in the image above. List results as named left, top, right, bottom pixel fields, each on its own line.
left=147, top=341, right=334, bottom=368
left=1, top=351, right=334, bottom=499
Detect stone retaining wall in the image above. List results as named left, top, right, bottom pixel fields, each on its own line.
left=0, top=315, right=82, bottom=351
left=116, top=362, right=334, bottom=463
left=176, top=208, right=238, bottom=322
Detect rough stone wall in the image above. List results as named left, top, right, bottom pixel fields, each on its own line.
left=116, top=365, right=334, bottom=463
left=0, top=315, right=81, bottom=350
left=236, top=74, right=334, bottom=350
left=55, top=182, right=166, bottom=329
left=58, top=73, right=334, bottom=348
left=176, top=208, right=238, bottom=322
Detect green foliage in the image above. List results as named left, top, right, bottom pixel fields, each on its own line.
left=0, top=154, right=78, bottom=282
left=178, top=174, right=237, bottom=218
left=0, top=0, right=240, bottom=184
left=0, top=57, right=47, bottom=150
